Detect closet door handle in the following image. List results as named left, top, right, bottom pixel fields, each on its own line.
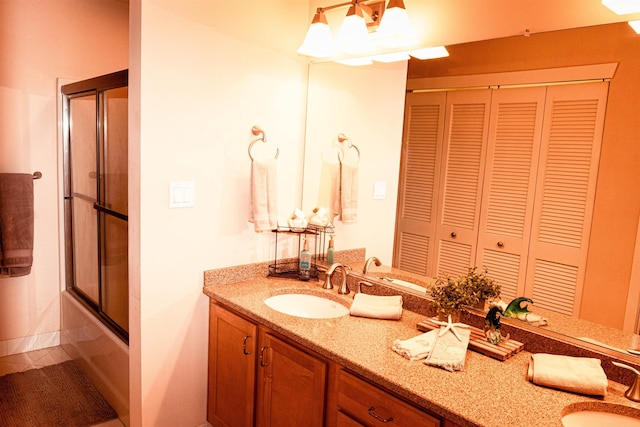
left=450, top=231, right=457, bottom=238
left=242, top=335, right=252, bottom=355
left=259, top=346, right=269, bottom=367
left=497, top=241, right=504, bottom=248
left=367, top=406, right=394, bottom=423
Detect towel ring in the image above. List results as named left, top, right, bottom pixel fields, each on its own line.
left=336, top=133, right=360, bottom=163
left=248, top=125, right=279, bottom=161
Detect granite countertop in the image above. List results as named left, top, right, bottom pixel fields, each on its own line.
left=203, top=276, right=640, bottom=427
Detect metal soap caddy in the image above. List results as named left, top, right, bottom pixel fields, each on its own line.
left=268, top=224, right=335, bottom=279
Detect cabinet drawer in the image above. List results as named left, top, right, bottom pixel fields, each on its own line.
left=337, top=370, right=440, bottom=427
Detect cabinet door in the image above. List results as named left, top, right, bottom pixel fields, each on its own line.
left=433, top=89, right=492, bottom=277
left=394, top=91, right=446, bottom=276
left=475, top=86, right=546, bottom=300
left=525, top=81, right=608, bottom=315
left=208, top=303, right=257, bottom=427
left=256, top=328, right=328, bottom=427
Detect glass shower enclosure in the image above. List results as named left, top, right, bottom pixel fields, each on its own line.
left=61, top=70, right=129, bottom=342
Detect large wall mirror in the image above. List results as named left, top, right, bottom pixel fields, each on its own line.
left=301, top=9, right=640, bottom=357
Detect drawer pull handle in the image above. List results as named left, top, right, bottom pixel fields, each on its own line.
left=243, top=335, right=252, bottom=355
left=368, top=406, right=394, bottom=423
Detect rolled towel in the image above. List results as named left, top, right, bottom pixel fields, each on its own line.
left=392, top=329, right=439, bottom=361
left=425, top=327, right=471, bottom=372
left=527, top=353, right=608, bottom=396
left=350, top=293, right=402, bottom=320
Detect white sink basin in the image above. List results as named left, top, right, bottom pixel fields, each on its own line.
left=264, top=293, right=350, bottom=319
left=562, top=407, right=640, bottom=427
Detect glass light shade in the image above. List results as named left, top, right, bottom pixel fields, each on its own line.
left=297, top=11, right=337, bottom=58
left=376, top=0, right=415, bottom=48
left=408, top=46, right=449, bottom=60
left=630, top=19, right=640, bottom=32
left=371, top=52, right=411, bottom=62
left=602, top=0, right=640, bottom=14
left=336, top=4, right=373, bottom=54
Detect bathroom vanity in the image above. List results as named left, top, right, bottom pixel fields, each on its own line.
left=203, top=272, right=640, bottom=427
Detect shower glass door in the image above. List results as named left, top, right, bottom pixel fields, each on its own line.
left=62, top=70, right=128, bottom=342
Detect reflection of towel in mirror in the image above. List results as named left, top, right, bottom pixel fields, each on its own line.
left=424, top=328, right=470, bottom=372
left=340, top=161, right=358, bottom=223
left=392, top=329, right=439, bottom=361
left=317, top=159, right=341, bottom=223
left=249, top=158, right=278, bottom=232
left=527, top=353, right=608, bottom=396
left=350, top=293, right=403, bottom=320
left=0, top=173, right=34, bottom=277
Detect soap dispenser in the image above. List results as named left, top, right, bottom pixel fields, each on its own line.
left=326, top=235, right=335, bottom=264
left=299, top=238, right=311, bottom=281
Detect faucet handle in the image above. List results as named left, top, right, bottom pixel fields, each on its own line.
left=613, top=361, right=640, bottom=402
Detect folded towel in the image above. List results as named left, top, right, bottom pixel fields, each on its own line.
left=0, top=173, right=34, bottom=277
left=527, top=353, right=608, bottom=396
left=340, top=161, right=358, bottom=224
left=392, top=329, right=439, bottom=361
left=425, top=327, right=471, bottom=372
left=350, top=293, right=403, bottom=320
left=249, top=158, right=278, bottom=232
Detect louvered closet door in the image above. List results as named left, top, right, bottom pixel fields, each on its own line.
left=475, top=87, right=546, bottom=301
left=525, top=82, right=608, bottom=316
left=393, top=91, right=446, bottom=276
left=433, top=89, right=491, bottom=278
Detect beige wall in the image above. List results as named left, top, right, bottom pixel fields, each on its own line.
left=0, top=0, right=128, bottom=353
left=408, top=23, right=640, bottom=330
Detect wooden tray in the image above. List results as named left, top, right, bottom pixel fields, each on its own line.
left=417, top=318, right=524, bottom=361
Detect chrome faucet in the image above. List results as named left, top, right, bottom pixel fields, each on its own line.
left=362, top=256, right=381, bottom=274
left=323, top=263, right=351, bottom=295
left=613, top=361, right=640, bottom=402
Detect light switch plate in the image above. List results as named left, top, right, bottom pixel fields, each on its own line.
left=373, top=181, right=387, bottom=200
left=169, top=181, right=195, bottom=208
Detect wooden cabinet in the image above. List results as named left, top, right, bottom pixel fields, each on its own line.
left=208, top=302, right=461, bottom=427
left=335, top=369, right=441, bottom=427
left=208, top=303, right=327, bottom=427
left=208, top=302, right=257, bottom=427
left=256, top=328, right=327, bottom=427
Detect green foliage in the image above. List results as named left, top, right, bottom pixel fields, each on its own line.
left=428, top=267, right=500, bottom=315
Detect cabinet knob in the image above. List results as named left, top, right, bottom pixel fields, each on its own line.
left=243, top=335, right=252, bottom=355
left=450, top=231, right=457, bottom=238
left=497, top=241, right=504, bottom=248
left=368, top=406, right=394, bottom=423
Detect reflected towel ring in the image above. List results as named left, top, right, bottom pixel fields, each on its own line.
left=248, top=125, right=279, bottom=161
left=336, top=133, right=360, bottom=163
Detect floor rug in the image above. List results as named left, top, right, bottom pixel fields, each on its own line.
left=0, top=360, right=118, bottom=427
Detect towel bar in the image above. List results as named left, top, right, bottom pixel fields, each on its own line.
left=32, top=171, right=42, bottom=180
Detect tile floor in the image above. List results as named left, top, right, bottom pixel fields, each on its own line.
left=0, top=346, right=123, bottom=427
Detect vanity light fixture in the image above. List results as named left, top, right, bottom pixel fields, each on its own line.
left=629, top=19, right=640, bottom=32
left=297, top=9, right=338, bottom=58
left=375, top=0, right=414, bottom=48
left=336, top=1, right=374, bottom=54
left=601, top=0, right=640, bottom=14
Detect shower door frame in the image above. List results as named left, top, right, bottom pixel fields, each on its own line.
left=61, top=70, right=129, bottom=343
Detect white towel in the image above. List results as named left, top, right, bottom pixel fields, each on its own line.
left=425, top=328, right=471, bottom=372
left=350, top=293, right=403, bottom=320
left=317, top=159, right=341, bottom=223
left=249, top=158, right=278, bottom=232
left=527, top=353, right=608, bottom=396
left=392, top=330, right=439, bottom=361
left=340, top=161, right=358, bottom=223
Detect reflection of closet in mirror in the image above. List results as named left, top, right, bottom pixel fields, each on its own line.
left=394, top=79, right=608, bottom=317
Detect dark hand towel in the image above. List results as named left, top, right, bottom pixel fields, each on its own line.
left=0, top=174, right=34, bottom=277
